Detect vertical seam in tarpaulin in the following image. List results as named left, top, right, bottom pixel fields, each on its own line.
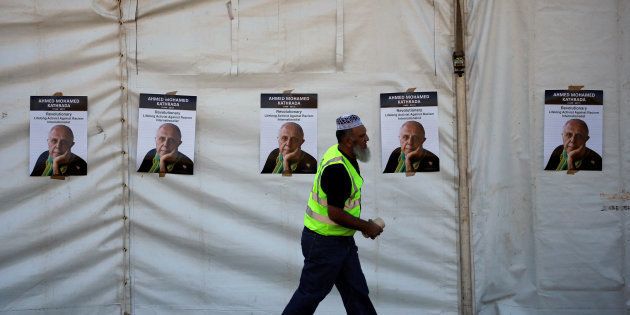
left=118, top=1, right=136, bottom=314
left=616, top=0, right=629, bottom=308
left=278, top=0, right=287, bottom=73
left=135, top=0, right=139, bottom=74
left=529, top=0, right=541, bottom=311
left=229, top=0, right=240, bottom=75
left=434, top=0, right=437, bottom=76
left=335, top=0, right=344, bottom=72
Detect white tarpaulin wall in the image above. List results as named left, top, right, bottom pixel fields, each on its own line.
left=0, top=0, right=628, bottom=314
left=468, top=0, right=630, bottom=314
left=1, top=0, right=458, bottom=314
left=127, top=0, right=457, bottom=314
left=0, top=1, right=127, bottom=314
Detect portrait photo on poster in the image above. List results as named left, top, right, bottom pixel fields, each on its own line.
left=136, top=93, right=197, bottom=175
left=260, top=93, right=318, bottom=175
left=380, top=91, right=440, bottom=173
left=29, top=96, right=88, bottom=177
left=543, top=90, right=603, bottom=171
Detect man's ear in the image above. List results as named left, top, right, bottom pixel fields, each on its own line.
left=339, top=135, right=350, bottom=149
left=585, top=136, right=590, bottom=142
left=70, top=141, right=75, bottom=148
left=344, top=134, right=355, bottom=149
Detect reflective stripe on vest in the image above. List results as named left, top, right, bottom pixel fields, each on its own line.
left=310, top=193, right=361, bottom=211
left=305, top=206, right=338, bottom=226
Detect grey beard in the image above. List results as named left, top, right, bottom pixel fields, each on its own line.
left=353, top=145, right=371, bottom=162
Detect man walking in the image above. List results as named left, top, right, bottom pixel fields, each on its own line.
left=283, top=114, right=384, bottom=315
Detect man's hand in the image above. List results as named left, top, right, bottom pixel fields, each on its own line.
left=567, top=144, right=586, bottom=170
left=159, top=151, right=178, bottom=173
left=404, top=144, right=424, bottom=160
left=328, top=206, right=384, bottom=240
left=282, top=145, right=301, bottom=170
left=362, top=219, right=384, bottom=239
left=404, top=144, right=424, bottom=171
left=52, top=151, right=72, bottom=175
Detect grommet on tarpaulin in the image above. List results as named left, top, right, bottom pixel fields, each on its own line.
left=50, top=91, right=66, bottom=180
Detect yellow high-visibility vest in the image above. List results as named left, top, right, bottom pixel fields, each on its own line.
left=304, top=145, right=363, bottom=236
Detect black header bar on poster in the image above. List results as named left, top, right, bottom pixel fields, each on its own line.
left=261, top=94, right=318, bottom=109
left=140, top=93, right=197, bottom=110
left=545, top=90, right=603, bottom=105
left=30, top=96, right=88, bottom=111
left=380, top=92, right=438, bottom=108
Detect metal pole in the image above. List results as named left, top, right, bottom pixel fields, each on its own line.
left=453, top=0, right=473, bottom=314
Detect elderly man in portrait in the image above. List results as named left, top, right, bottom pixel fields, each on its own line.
left=383, top=120, right=439, bottom=173
left=545, top=118, right=602, bottom=171
left=31, top=124, right=87, bottom=176
left=138, top=123, right=194, bottom=174
left=261, top=122, right=317, bottom=174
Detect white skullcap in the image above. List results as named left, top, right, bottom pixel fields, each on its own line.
left=336, top=114, right=363, bottom=130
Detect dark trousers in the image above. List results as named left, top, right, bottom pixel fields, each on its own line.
left=283, top=227, right=377, bottom=315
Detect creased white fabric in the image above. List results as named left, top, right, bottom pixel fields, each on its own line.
left=127, top=0, right=458, bottom=314
left=468, top=0, right=630, bottom=314
left=0, top=1, right=126, bottom=314
left=8, top=0, right=628, bottom=314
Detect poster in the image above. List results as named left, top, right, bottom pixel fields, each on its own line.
left=260, top=93, right=317, bottom=175
left=543, top=90, right=603, bottom=171
left=380, top=91, right=440, bottom=173
left=136, top=93, right=197, bottom=175
left=29, top=96, right=88, bottom=176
